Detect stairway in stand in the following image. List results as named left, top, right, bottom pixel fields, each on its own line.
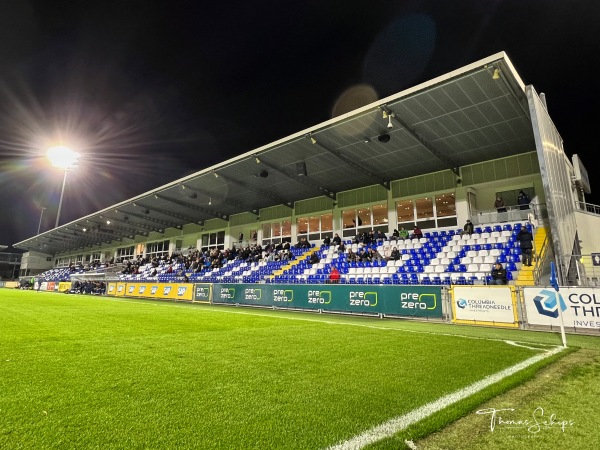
left=514, top=226, right=547, bottom=286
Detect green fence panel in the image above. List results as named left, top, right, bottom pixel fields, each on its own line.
left=193, top=283, right=212, bottom=302
left=207, top=283, right=442, bottom=318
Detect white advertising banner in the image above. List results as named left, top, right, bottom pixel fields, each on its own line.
left=523, top=287, right=600, bottom=329
left=452, top=286, right=517, bottom=326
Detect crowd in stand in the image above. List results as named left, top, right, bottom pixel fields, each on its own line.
left=120, top=241, right=299, bottom=278
left=67, top=280, right=107, bottom=295
left=22, top=218, right=534, bottom=288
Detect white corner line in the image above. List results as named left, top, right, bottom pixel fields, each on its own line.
left=326, top=345, right=565, bottom=450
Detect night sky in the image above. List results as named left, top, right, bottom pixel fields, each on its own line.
left=1, top=1, right=599, bottom=248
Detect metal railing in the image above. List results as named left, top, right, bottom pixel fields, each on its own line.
left=471, top=203, right=547, bottom=227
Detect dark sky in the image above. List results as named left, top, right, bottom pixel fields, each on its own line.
left=1, top=0, right=599, bottom=248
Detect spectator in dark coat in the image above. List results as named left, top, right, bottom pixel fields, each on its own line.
left=460, top=219, right=474, bottom=237
left=517, top=226, right=534, bottom=266
left=490, top=262, right=507, bottom=285
left=517, top=190, right=530, bottom=210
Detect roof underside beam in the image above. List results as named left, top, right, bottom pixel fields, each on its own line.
left=85, top=217, right=151, bottom=236
left=62, top=228, right=123, bottom=243
left=385, top=106, right=461, bottom=177
left=214, top=172, right=293, bottom=208
left=82, top=220, right=146, bottom=239
left=104, top=212, right=165, bottom=233
left=307, top=135, right=390, bottom=190
left=156, top=194, right=229, bottom=221
left=253, top=157, right=337, bottom=200
left=122, top=204, right=187, bottom=229
left=180, top=185, right=258, bottom=216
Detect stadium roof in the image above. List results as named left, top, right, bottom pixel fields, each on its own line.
left=15, top=51, right=536, bottom=255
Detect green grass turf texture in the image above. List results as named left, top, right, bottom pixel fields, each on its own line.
left=0, top=289, right=568, bottom=449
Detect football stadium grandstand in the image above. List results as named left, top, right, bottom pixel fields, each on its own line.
left=4, top=51, right=600, bottom=333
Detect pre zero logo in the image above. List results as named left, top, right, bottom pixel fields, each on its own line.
left=533, top=289, right=567, bottom=318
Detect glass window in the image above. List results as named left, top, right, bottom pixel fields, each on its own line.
left=342, top=205, right=386, bottom=237
left=357, top=208, right=371, bottom=227
left=117, top=246, right=135, bottom=262
left=396, top=200, right=414, bottom=223
left=201, top=231, right=225, bottom=251
left=146, top=240, right=169, bottom=258
left=262, top=220, right=291, bottom=246
left=295, top=213, right=335, bottom=242
left=282, top=220, right=291, bottom=238
left=262, top=223, right=271, bottom=239
left=297, top=217, right=309, bottom=235
left=322, top=214, right=333, bottom=232
left=272, top=222, right=281, bottom=237
left=416, top=197, right=434, bottom=220
left=435, top=193, right=456, bottom=217
left=397, top=193, right=457, bottom=231
left=372, top=204, right=388, bottom=226
left=342, top=209, right=356, bottom=230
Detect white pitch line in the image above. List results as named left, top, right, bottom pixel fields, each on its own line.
left=326, top=345, right=565, bottom=450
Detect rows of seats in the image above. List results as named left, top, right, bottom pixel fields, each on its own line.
left=41, top=223, right=529, bottom=286
left=267, top=222, right=530, bottom=285
left=36, top=266, right=86, bottom=282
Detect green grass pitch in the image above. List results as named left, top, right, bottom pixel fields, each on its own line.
left=0, top=290, right=572, bottom=449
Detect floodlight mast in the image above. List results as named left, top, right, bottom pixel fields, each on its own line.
left=55, top=170, right=69, bottom=228
left=47, top=146, right=79, bottom=228
left=37, top=206, right=46, bottom=235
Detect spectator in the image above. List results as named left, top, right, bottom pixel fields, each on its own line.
left=323, top=235, right=331, bottom=247
left=238, top=232, right=244, bottom=243
left=346, top=249, right=358, bottom=263
left=460, top=219, right=474, bottom=237
left=399, top=227, right=410, bottom=240
left=389, top=246, right=400, bottom=261
left=490, top=262, right=507, bottom=285
left=392, top=229, right=400, bottom=239
left=369, top=247, right=385, bottom=263
left=328, top=267, right=340, bottom=284
left=309, top=251, right=320, bottom=265
left=295, top=237, right=311, bottom=249
left=517, top=225, right=534, bottom=266
left=517, top=190, right=530, bottom=210
left=332, top=233, right=342, bottom=246
left=411, top=226, right=423, bottom=240
left=494, top=195, right=507, bottom=213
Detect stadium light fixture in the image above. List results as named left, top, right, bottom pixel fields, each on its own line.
left=47, top=146, right=79, bottom=228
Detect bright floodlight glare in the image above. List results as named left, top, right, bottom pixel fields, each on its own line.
left=47, top=146, right=79, bottom=169
left=47, top=145, right=79, bottom=228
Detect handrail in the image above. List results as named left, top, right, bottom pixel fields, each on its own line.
left=575, top=201, right=600, bottom=215
left=533, top=226, right=550, bottom=285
